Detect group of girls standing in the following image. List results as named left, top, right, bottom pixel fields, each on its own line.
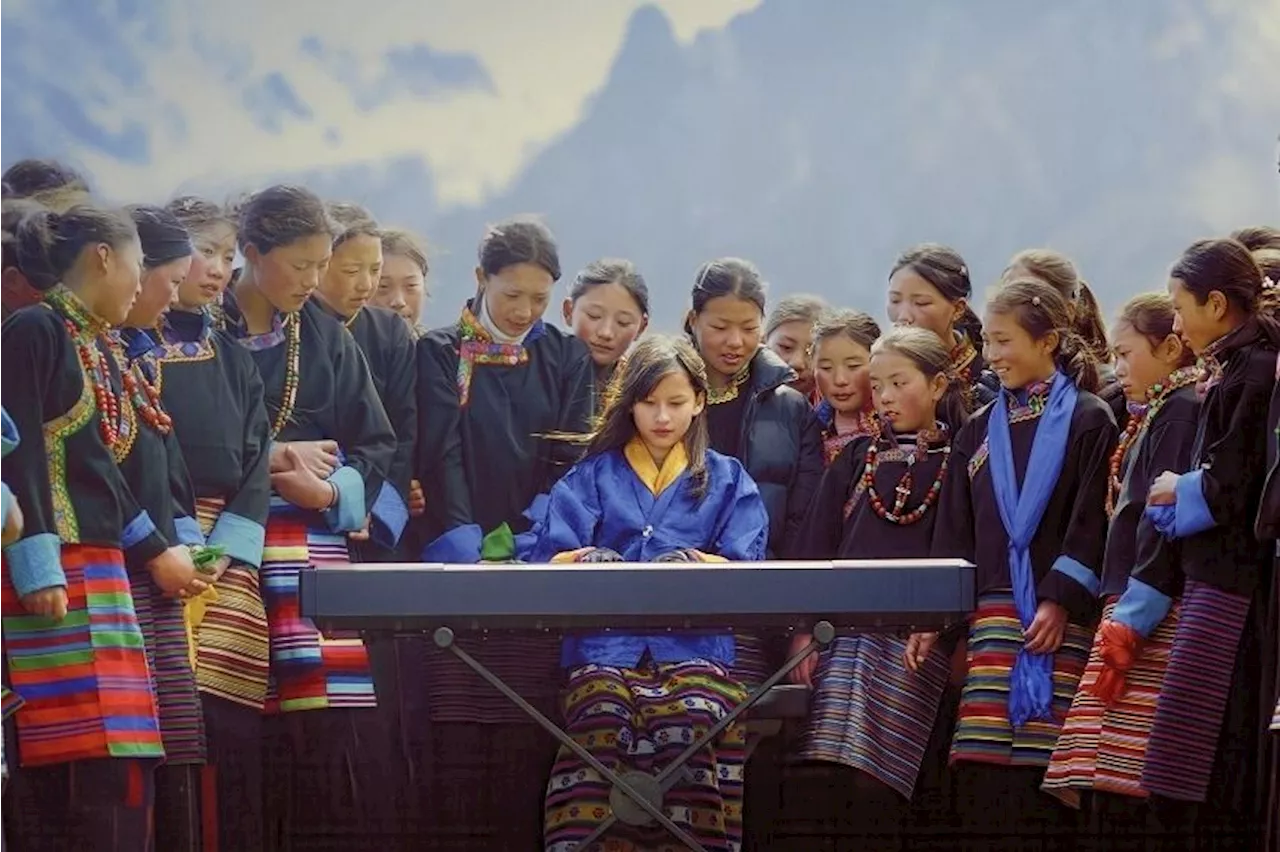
left=0, top=155, right=1275, bottom=852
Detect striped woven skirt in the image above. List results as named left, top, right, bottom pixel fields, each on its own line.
left=1, top=544, right=164, bottom=766
left=545, top=659, right=748, bottom=852
left=1141, top=579, right=1252, bottom=803
left=260, top=502, right=376, bottom=712
left=191, top=496, right=270, bottom=710
left=2, top=685, right=22, bottom=779
left=129, top=565, right=205, bottom=765
left=1041, top=596, right=1180, bottom=807
left=793, top=635, right=949, bottom=800
left=949, top=591, right=1092, bottom=769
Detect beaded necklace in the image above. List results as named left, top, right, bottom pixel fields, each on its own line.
left=271, top=313, right=302, bottom=438
left=1105, top=365, right=1200, bottom=516
left=949, top=335, right=979, bottom=384
left=109, top=334, right=173, bottom=436
left=860, top=423, right=951, bottom=525
left=45, top=287, right=120, bottom=447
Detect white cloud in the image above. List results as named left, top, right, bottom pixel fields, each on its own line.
left=4, top=0, right=759, bottom=205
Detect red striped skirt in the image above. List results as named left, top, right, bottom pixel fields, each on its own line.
left=1141, top=579, right=1252, bottom=803
left=949, top=591, right=1092, bottom=769
left=545, top=660, right=748, bottom=852
left=191, top=497, right=270, bottom=710
left=129, top=566, right=204, bottom=764
left=1, top=544, right=163, bottom=766
left=1042, top=597, right=1180, bottom=807
left=260, top=506, right=376, bottom=712
left=795, top=634, right=949, bottom=799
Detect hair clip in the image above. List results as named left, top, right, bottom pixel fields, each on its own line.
left=959, top=265, right=968, bottom=277
left=1031, top=295, right=1042, bottom=306
left=1264, top=276, right=1276, bottom=290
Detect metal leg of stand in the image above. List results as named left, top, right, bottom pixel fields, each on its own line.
left=432, top=628, right=711, bottom=852
left=572, top=620, right=837, bottom=851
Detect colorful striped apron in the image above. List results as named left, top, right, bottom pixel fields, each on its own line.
left=191, top=496, right=270, bottom=709
left=1042, top=597, right=1180, bottom=807
left=260, top=500, right=375, bottom=713
left=1, top=544, right=163, bottom=766
left=545, top=659, right=748, bottom=852
left=949, top=591, right=1092, bottom=769
left=1141, top=579, right=1252, bottom=803
left=795, top=634, right=950, bottom=799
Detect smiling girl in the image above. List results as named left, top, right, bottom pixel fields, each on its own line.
left=787, top=326, right=970, bottom=850
left=415, top=216, right=594, bottom=848
left=563, top=258, right=650, bottom=407
left=527, top=335, right=769, bottom=852
left=221, top=185, right=399, bottom=846
left=933, top=278, right=1117, bottom=850
left=1138, top=238, right=1278, bottom=845
left=810, top=309, right=882, bottom=464
left=1041, top=293, right=1200, bottom=834
left=158, top=196, right=274, bottom=850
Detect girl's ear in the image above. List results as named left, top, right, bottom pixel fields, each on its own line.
left=637, top=313, right=650, bottom=338
left=692, top=391, right=707, bottom=417
left=1206, top=289, right=1229, bottom=322
left=950, top=297, right=969, bottom=325
left=1039, top=329, right=1061, bottom=360
left=561, top=297, right=574, bottom=326
left=1156, top=332, right=1185, bottom=366
left=473, top=266, right=487, bottom=295
left=930, top=371, right=949, bottom=403
left=243, top=243, right=261, bottom=267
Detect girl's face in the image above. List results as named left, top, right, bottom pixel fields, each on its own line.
left=84, top=237, right=144, bottom=326
left=319, top=233, right=383, bottom=318
left=246, top=233, right=332, bottom=313
left=688, top=295, right=763, bottom=380
left=632, top=370, right=704, bottom=460
left=476, top=262, right=553, bottom=338
left=1111, top=321, right=1185, bottom=403
left=1168, top=277, right=1230, bottom=355
left=766, top=320, right=816, bottom=397
left=869, top=350, right=945, bottom=434
left=564, top=281, right=647, bottom=368
left=178, top=222, right=237, bottom=309
left=126, top=255, right=192, bottom=328
left=372, top=252, right=426, bottom=325
left=982, top=309, right=1058, bottom=390
left=814, top=334, right=872, bottom=416
left=887, top=268, right=963, bottom=346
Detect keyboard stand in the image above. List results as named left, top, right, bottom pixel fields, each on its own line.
left=432, top=620, right=835, bottom=852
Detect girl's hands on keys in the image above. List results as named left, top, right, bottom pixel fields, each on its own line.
left=904, top=632, right=939, bottom=673
left=408, top=480, right=426, bottom=518
left=786, top=632, right=819, bottom=687
left=1147, top=471, right=1178, bottom=506
left=21, top=587, right=68, bottom=621
left=147, top=546, right=209, bottom=598
left=270, top=440, right=340, bottom=479
left=1024, top=600, right=1068, bottom=654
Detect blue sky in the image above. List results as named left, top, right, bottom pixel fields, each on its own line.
left=1, top=0, right=758, bottom=205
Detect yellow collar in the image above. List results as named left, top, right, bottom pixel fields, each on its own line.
left=623, top=437, right=689, bottom=496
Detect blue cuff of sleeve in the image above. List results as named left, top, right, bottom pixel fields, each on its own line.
left=422, top=524, right=483, bottom=563
left=121, top=511, right=158, bottom=550
left=370, top=481, right=409, bottom=549
left=208, top=511, right=266, bottom=569
left=323, top=465, right=365, bottom=533
left=1, top=484, right=12, bottom=521
left=1051, top=554, right=1100, bottom=596
left=173, top=515, right=205, bottom=547
left=2, top=533, right=64, bottom=596
left=1173, top=469, right=1216, bottom=538
left=1, top=409, right=19, bottom=456
left=1112, top=578, right=1174, bottom=638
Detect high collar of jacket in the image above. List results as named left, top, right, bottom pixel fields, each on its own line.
left=744, top=346, right=797, bottom=397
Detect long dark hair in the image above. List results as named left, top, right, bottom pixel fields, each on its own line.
left=987, top=278, right=1102, bottom=393
left=684, top=257, right=767, bottom=338
left=1171, top=237, right=1280, bottom=346
left=870, top=326, right=973, bottom=432
left=587, top=335, right=712, bottom=499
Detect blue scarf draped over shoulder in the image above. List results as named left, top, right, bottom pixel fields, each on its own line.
left=986, top=372, right=1078, bottom=727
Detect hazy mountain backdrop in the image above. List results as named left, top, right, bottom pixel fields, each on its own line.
left=3, top=0, right=1277, bottom=330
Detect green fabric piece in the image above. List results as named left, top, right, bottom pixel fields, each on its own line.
left=480, top=523, right=515, bottom=562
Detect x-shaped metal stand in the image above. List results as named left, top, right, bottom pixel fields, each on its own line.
left=432, top=621, right=836, bottom=852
